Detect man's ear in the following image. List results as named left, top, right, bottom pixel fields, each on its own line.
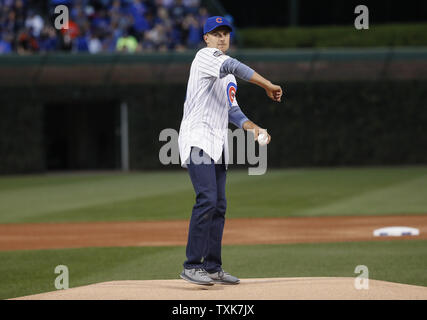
left=203, top=34, right=208, bottom=45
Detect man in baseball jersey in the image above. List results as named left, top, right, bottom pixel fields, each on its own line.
left=178, top=16, right=283, bottom=285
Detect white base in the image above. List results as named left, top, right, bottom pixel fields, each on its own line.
left=373, top=226, right=420, bottom=237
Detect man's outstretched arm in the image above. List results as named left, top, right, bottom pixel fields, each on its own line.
left=249, top=72, right=283, bottom=102
left=220, top=58, right=283, bottom=102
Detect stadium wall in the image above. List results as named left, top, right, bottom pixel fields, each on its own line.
left=0, top=49, right=426, bottom=173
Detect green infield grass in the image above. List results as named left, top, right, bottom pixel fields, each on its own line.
left=1, top=240, right=426, bottom=299
left=0, top=166, right=426, bottom=223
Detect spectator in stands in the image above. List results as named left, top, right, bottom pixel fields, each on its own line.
left=12, top=0, right=26, bottom=32
left=88, top=32, right=103, bottom=53
left=116, top=29, right=138, bottom=53
left=197, top=6, right=209, bottom=27
left=161, top=0, right=175, bottom=9
left=183, top=0, right=200, bottom=15
left=224, top=14, right=237, bottom=48
left=155, top=6, right=173, bottom=29
left=108, top=0, right=123, bottom=25
left=0, top=32, right=13, bottom=54
left=102, top=32, right=117, bottom=52
left=72, top=3, right=90, bottom=32
left=142, top=10, right=156, bottom=33
left=3, top=9, right=17, bottom=34
left=182, top=13, right=201, bottom=49
left=114, top=11, right=133, bottom=34
left=169, top=20, right=186, bottom=51
left=1, top=0, right=14, bottom=8
left=16, top=27, right=39, bottom=54
left=129, top=0, right=150, bottom=34
left=73, top=27, right=89, bottom=52
left=97, top=0, right=112, bottom=9
left=0, top=0, right=219, bottom=54
left=25, top=10, right=44, bottom=37
left=39, top=25, right=59, bottom=52
left=91, top=8, right=110, bottom=34
left=0, top=5, right=9, bottom=28
left=58, top=29, right=73, bottom=51
left=141, top=22, right=167, bottom=51
left=169, top=0, right=187, bottom=23
left=60, top=19, right=80, bottom=40
left=50, top=0, right=72, bottom=5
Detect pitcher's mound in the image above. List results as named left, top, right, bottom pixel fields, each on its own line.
left=12, top=277, right=427, bottom=300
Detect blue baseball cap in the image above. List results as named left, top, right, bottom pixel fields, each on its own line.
left=203, top=16, right=233, bottom=35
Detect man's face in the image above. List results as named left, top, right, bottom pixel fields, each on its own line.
left=204, top=27, right=231, bottom=53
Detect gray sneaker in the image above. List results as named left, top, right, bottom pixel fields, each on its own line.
left=180, top=268, right=214, bottom=286
left=207, top=269, right=240, bottom=284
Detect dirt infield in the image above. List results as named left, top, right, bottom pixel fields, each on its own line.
left=0, top=215, right=426, bottom=251
left=11, top=277, right=427, bottom=300
left=4, top=215, right=427, bottom=300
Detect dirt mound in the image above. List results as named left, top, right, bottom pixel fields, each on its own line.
left=11, top=277, right=427, bottom=300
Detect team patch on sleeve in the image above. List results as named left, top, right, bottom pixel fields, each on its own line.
left=213, top=50, right=223, bottom=57
left=227, top=82, right=237, bottom=107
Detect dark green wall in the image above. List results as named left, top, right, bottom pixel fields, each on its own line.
left=0, top=102, right=45, bottom=174
left=127, top=80, right=427, bottom=170
left=0, top=80, right=426, bottom=174
left=237, top=80, right=427, bottom=167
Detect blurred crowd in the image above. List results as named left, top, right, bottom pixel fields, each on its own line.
left=0, top=0, right=234, bottom=54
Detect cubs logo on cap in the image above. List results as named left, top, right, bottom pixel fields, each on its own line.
left=204, top=16, right=233, bottom=35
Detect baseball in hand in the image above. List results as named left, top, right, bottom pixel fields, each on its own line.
left=257, top=133, right=268, bottom=146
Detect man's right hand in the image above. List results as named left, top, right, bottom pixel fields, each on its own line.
left=265, top=82, right=283, bottom=102
left=249, top=72, right=283, bottom=102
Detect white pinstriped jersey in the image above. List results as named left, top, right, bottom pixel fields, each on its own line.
left=178, top=47, right=239, bottom=168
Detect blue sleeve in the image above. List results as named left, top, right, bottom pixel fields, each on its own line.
left=228, top=105, right=249, bottom=128
left=220, top=58, right=255, bottom=81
